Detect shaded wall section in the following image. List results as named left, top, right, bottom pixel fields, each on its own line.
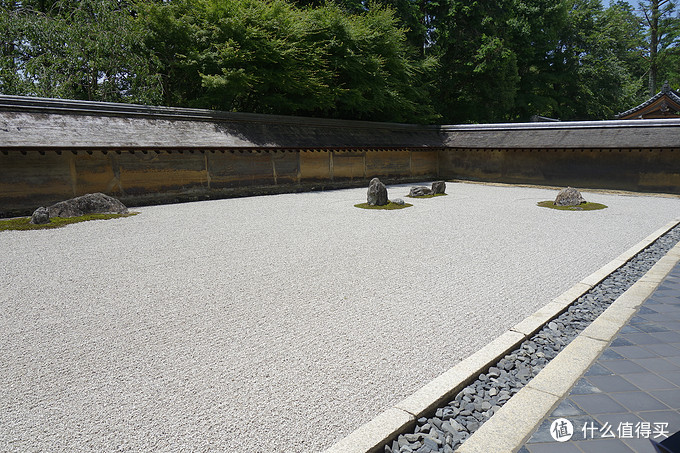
left=0, top=148, right=440, bottom=217
left=437, top=148, right=680, bottom=194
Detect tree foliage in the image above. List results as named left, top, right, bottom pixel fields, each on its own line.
left=0, top=0, right=676, bottom=123
left=430, top=0, right=653, bottom=122
left=0, top=0, right=163, bottom=103
left=537, top=0, right=646, bottom=120
left=140, top=0, right=437, bottom=122
left=432, top=0, right=520, bottom=123
left=639, top=0, right=680, bottom=94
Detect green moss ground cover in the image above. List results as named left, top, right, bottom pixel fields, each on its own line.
left=537, top=201, right=607, bottom=211
left=0, top=212, right=139, bottom=231
left=406, top=193, right=448, bottom=199
left=354, top=201, right=413, bottom=210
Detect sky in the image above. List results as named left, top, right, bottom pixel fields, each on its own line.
left=619, top=0, right=644, bottom=13
left=627, top=0, right=640, bottom=8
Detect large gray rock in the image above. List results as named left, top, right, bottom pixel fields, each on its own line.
left=431, top=181, right=446, bottom=194
left=409, top=186, right=433, bottom=197
left=29, top=206, right=50, bottom=224
left=367, top=178, right=388, bottom=206
left=47, top=193, right=128, bottom=218
left=554, top=187, right=586, bottom=206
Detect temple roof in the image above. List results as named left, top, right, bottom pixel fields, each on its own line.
left=617, top=82, right=680, bottom=119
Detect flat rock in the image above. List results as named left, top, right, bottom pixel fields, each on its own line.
left=404, top=433, right=424, bottom=442
left=409, top=186, right=433, bottom=197
left=367, top=178, right=388, bottom=206
left=554, top=187, right=586, bottom=206
left=47, top=193, right=128, bottom=218
left=423, top=437, right=440, bottom=449
left=29, top=206, right=50, bottom=225
left=448, top=419, right=465, bottom=432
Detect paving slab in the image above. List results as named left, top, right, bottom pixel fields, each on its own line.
left=520, top=254, right=680, bottom=453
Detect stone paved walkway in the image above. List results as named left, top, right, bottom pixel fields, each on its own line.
left=520, top=261, right=680, bottom=453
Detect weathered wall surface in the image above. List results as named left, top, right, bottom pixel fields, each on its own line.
left=0, top=147, right=440, bottom=217
left=2, top=95, right=680, bottom=217
left=438, top=121, right=680, bottom=194
left=438, top=148, right=680, bottom=194
left=0, top=96, right=443, bottom=216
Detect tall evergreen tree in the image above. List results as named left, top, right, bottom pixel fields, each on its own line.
left=551, top=0, right=645, bottom=119
left=639, top=0, right=680, bottom=94
left=507, top=0, right=569, bottom=120
left=433, top=0, right=520, bottom=123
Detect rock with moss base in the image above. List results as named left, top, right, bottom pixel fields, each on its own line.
left=432, top=181, right=446, bottom=194
left=47, top=193, right=128, bottom=218
left=409, top=186, right=433, bottom=197
left=367, top=178, right=388, bottom=206
left=30, top=207, right=50, bottom=225
left=554, top=187, right=586, bottom=206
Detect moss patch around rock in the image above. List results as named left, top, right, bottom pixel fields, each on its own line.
left=354, top=201, right=413, bottom=210
left=537, top=201, right=607, bottom=211
left=406, top=193, right=448, bottom=199
left=0, top=212, right=139, bottom=231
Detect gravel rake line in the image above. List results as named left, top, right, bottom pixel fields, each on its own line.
left=384, top=225, right=680, bottom=453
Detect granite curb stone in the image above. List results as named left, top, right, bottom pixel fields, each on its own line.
left=464, top=239, right=680, bottom=453
left=456, top=387, right=560, bottom=453
left=521, top=252, right=680, bottom=453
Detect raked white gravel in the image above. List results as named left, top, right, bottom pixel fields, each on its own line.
left=1, top=182, right=679, bottom=452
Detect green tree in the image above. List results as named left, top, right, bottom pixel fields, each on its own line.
left=506, top=0, right=646, bottom=120
left=283, top=0, right=439, bottom=56
left=0, top=0, right=162, bottom=103
left=142, top=0, right=438, bottom=122
left=305, top=3, right=438, bottom=121
left=639, top=0, right=680, bottom=94
left=506, top=0, right=569, bottom=121
left=430, top=0, right=650, bottom=122
left=378, top=0, right=441, bottom=56
left=551, top=0, right=645, bottom=119
left=433, top=0, right=520, bottom=123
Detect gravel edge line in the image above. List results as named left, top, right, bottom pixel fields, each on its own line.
left=457, top=238, right=680, bottom=453
left=324, top=218, right=680, bottom=453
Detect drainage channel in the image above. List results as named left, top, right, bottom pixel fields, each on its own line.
left=378, top=224, right=680, bottom=453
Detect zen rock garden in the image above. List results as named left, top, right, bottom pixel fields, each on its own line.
left=538, top=186, right=607, bottom=211
left=409, top=181, right=447, bottom=197
left=0, top=193, right=135, bottom=231
left=553, top=186, right=586, bottom=206
left=360, top=178, right=447, bottom=209
left=30, top=193, right=129, bottom=224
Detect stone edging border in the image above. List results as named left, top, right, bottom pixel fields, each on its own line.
left=324, top=218, right=680, bottom=453
left=456, top=231, right=680, bottom=452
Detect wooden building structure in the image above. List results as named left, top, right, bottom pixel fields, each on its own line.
left=617, top=82, right=680, bottom=119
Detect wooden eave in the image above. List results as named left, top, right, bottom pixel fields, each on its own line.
left=617, top=91, right=680, bottom=120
